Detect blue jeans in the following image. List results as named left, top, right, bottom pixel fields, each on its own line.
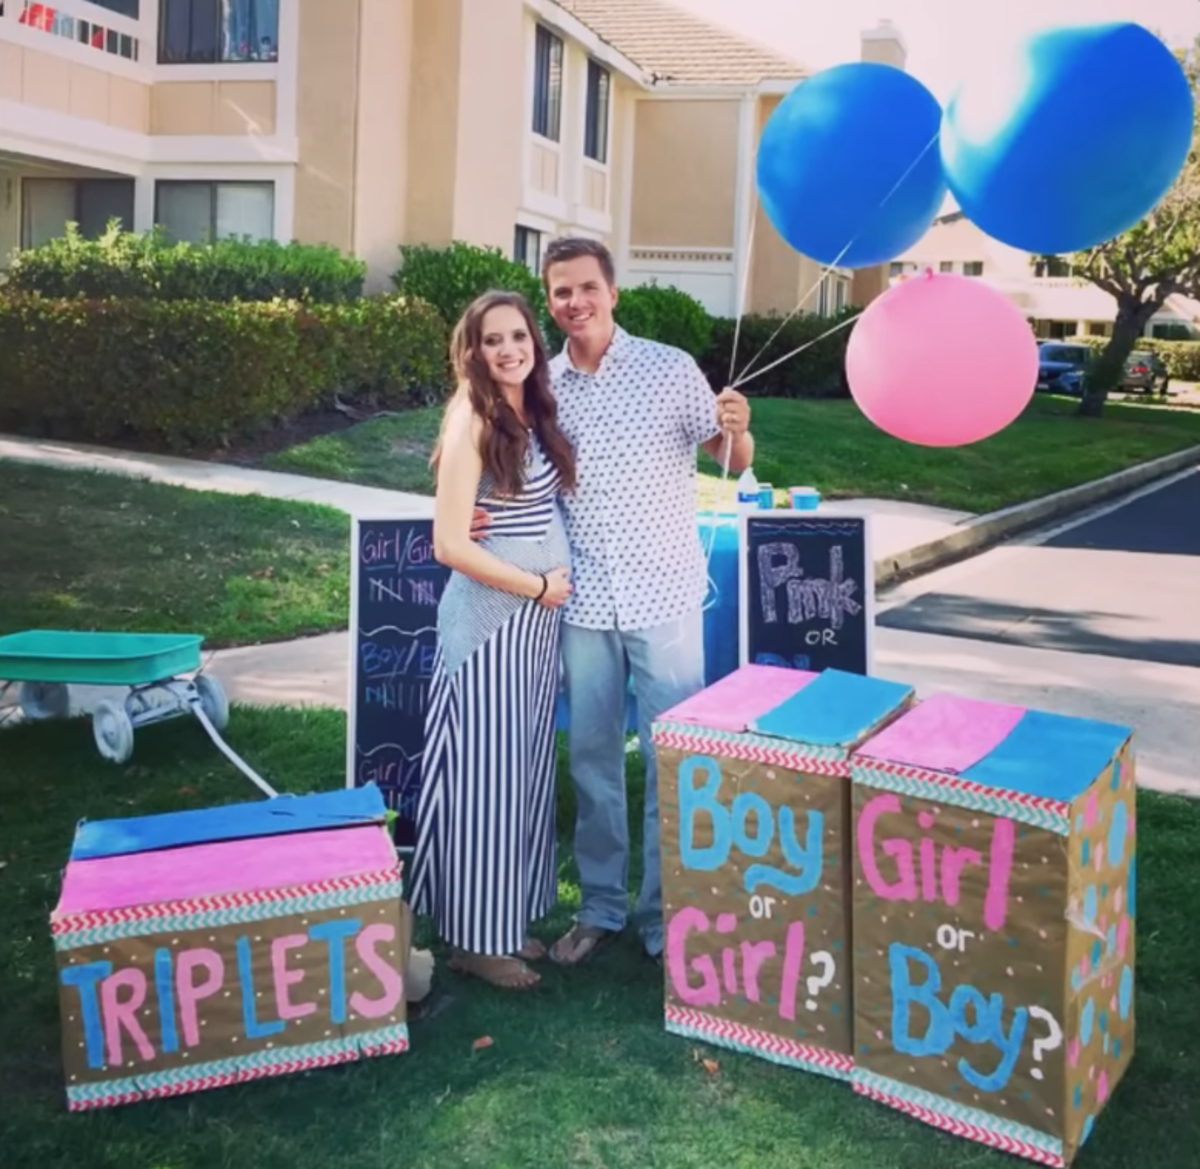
left=561, top=609, right=706, bottom=956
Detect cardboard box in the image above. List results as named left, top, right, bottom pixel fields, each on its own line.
left=52, top=785, right=409, bottom=1110
left=653, top=666, right=914, bottom=1080
left=849, top=694, right=1136, bottom=1166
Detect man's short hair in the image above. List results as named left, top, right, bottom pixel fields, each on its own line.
left=541, top=236, right=616, bottom=289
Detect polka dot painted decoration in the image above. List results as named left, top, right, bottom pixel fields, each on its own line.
left=849, top=695, right=1136, bottom=1166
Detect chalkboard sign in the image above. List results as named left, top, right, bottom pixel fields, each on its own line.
left=346, top=517, right=449, bottom=848
left=738, top=511, right=874, bottom=676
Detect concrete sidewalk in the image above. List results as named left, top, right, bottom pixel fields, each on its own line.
left=21, top=625, right=1197, bottom=801
left=0, top=434, right=433, bottom=518
left=0, top=431, right=971, bottom=567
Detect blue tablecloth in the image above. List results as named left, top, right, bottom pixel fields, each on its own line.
left=556, top=513, right=741, bottom=733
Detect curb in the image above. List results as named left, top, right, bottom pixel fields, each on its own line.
left=874, top=444, right=1200, bottom=589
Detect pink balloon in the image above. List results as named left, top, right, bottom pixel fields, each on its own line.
left=846, top=271, right=1038, bottom=446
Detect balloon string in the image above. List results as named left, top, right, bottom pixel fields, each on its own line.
left=733, top=311, right=863, bottom=389
left=727, top=188, right=760, bottom=384
left=733, top=127, right=943, bottom=386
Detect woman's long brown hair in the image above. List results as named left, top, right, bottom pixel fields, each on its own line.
left=431, top=290, right=576, bottom=498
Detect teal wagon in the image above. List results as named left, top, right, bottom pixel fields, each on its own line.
left=0, top=630, right=275, bottom=795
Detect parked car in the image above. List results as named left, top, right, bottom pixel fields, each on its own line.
left=1036, top=342, right=1091, bottom=395
left=1121, top=350, right=1170, bottom=394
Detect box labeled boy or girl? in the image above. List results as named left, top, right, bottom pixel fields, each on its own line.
left=52, top=785, right=409, bottom=1110
left=653, top=665, right=913, bottom=1079
left=849, top=694, right=1135, bottom=1167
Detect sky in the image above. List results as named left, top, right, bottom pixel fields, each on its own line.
left=671, top=0, right=1200, bottom=102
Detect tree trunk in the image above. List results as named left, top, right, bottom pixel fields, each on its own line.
left=1076, top=298, right=1160, bottom=417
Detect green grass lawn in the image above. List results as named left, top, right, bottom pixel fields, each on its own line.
left=266, top=395, right=1200, bottom=514
left=0, top=462, right=350, bottom=647
left=2, top=709, right=1198, bottom=1169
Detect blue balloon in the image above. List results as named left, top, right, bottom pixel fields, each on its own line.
left=756, top=63, right=947, bottom=269
left=942, top=23, right=1195, bottom=255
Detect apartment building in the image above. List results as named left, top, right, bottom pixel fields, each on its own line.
left=894, top=211, right=1200, bottom=340
left=0, top=0, right=900, bottom=315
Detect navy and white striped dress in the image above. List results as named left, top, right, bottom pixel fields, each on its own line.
left=408, top=435, right=569, bottom=956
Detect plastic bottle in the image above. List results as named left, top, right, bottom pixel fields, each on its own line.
left=736, top=466, right=759, bottom=513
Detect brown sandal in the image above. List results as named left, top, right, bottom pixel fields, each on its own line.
left=448, top=950, right=541, bottom=990
left=549, top=924, right=620, bottom=967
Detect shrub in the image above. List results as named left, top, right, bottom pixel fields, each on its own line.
left=393, top=241, right=543, bottom=327
left=307, top=295, right=450, bottom=409
left=0, top=292, right=449, bottom=448
left=701, top=309, right=857, bottom=397
left=614, top=282, right=713, bottom=358
left=5, top=224, right=366, bottom=303
left=1063, top=334, right=1200, bottom=380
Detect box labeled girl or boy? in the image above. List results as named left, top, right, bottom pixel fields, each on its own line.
left=653, top=665, right=913, bottom=1080
left=849, top=694, right=1135, bottom=1167
left=52, top=785, right=409, bottom=1111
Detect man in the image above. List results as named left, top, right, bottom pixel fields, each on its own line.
left=540, top=237, right=753, bottom=965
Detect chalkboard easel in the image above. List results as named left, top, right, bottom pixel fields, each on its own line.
left=346, top=515, right=448, bottom=850
left=738, top=510, right=874, bottom=676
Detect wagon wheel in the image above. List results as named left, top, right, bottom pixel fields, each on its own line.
left=18, top=681, right=71, bottom=721
left=193, top=674, right=230, bottom=731
left=93, top=699, right=135, bottom=764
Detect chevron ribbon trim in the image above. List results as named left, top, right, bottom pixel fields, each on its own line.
left=53, top=872, right=403, bottom=951
left=66, top=1023, right=409, bottom=1111
left=853, top=1070, right=1064, bottom=1165
left=664, top=1005, right=853, bottom=1081
left=851, top=761, right=1071, bottom=835
left=652, top=721, right=847, bottom=775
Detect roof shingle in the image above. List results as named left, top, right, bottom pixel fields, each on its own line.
left=555, top=0, right=806, bottom=86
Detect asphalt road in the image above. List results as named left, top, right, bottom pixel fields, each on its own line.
left=877, top=468, right=1200, bottom=668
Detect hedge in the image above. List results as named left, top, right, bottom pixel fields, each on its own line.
left=5, top=225, right=366, bottom=303
left=701, top=310, right=856, bottom=397
left=0, top=293, right=447, bottom=448
left=1065, top=334, right=1200, bottom=381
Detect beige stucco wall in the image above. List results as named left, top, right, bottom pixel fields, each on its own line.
left=150, top=81, right=276, bottom=136
left=607, top=75, right=635, bottom=264
left=450, top=0, right=524, bottom=250
left=630, top=99, right=738, bottom=248
left=353, top=0, right=414, bottom=288
left=293, top=0, right=361, bottom=253
left=1, top=44, right=149, bottom=133
left=404, top=0, right=461, bottom=245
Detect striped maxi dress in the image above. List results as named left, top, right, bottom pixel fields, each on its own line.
left=408, top=436, right=569, bottom=956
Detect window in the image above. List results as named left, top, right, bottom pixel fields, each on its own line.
left=584, top=60, right=610, bottom=163
left=514, top=225, right=543, bottom=275
left=21, top=178, right=135, bottom=248
left=835, top=278, right=847, bottom=313
left=532, top=25, right=563, bottom=141
left=93, top=0, right=140, bottom=15
left=938, top=261, right=953, bottom=273
left=888, top=262, right=904, bottom=277
left=159, top=0, right=280, bottom=64
left=1086, top=321, right=1111, bottom=337
left=962, top=261, right=984, bottom=277
left=1034, top=256, right=1073, bottom=278
left=155, top=181, right=274, bottom=242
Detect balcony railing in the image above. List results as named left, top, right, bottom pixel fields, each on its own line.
left=8, top=0, right=141, bottom=61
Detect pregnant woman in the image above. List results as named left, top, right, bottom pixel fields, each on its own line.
left=408, top=290, right=575, bottom=990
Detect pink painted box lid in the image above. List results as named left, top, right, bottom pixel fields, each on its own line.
left=55, top=824, right=397, bottom=916
left=656, top=664, right=817, bottom=732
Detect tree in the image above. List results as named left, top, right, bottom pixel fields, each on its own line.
left=1055, top=40, right=1199, bottom=417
